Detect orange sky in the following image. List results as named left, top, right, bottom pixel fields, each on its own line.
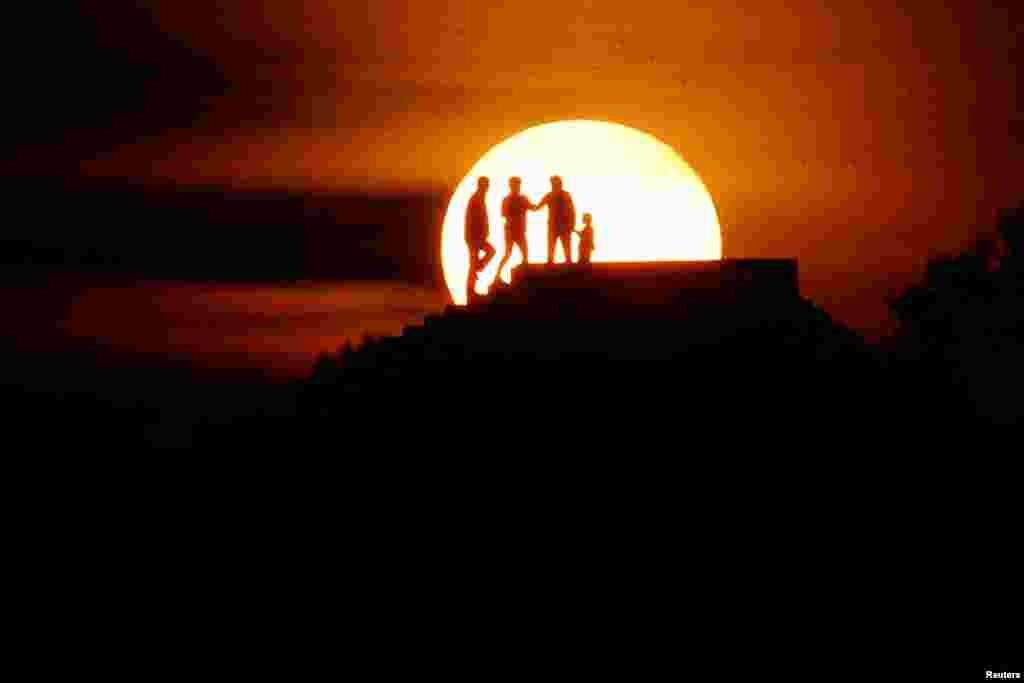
left=72, top=1, right=1022, bottom=333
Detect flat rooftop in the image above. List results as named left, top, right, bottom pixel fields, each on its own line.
left=476, top=259, right=799, bottom=310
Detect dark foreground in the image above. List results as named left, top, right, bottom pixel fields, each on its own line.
left=5, top=266, right=1018, bottom=678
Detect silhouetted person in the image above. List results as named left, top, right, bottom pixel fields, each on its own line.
left=576, top=212, right=595, bottom=264
left=465, top=177, right=496, bottom=298
left=495, top=177, right=537, bottom=282
left=535, top=175, right=576, bottom=264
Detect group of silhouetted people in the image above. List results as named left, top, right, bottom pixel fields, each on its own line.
left=465, top=175, right=595, bottom=296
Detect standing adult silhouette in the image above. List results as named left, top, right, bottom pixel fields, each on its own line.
left=535, top=175, right=576, bottom=264
left=495, top=177, right=536, bottom=283
left=465, top=176, right=496, bottom=298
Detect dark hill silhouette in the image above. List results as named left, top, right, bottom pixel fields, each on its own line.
left=298, top=202, right=1024, bottom=436
left=299, top=260, right=896, bottom=442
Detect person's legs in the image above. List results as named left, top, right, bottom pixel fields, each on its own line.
left=495, top=238, right=515, bottom=282
left=547, top=227, right=556, bottom=264
left=466, top=242, right=481, bottom=300
left=479, top=242, right=496, bottom=271
left=468, top=242, right=482, bottom=272
left=466, top=266, right=478, bottom=301
left=515, top=236, right=528, bottom=278
left=498, top=228, right=529, bottom=282
left=560, top=232, right=573, bottom=263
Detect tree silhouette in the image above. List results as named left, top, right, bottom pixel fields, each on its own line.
left=997, top=203, right=1024, bottom=259
left=889, top=205, right=1024, bottom=425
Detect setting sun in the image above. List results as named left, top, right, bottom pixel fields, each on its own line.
left=441, top=120, right=722, bottom=304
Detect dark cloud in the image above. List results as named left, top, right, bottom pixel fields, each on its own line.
left=2, top=4, right=227, bottom=167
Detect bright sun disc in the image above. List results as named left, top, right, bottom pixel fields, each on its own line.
left=442, top=120, right=722, bottom=304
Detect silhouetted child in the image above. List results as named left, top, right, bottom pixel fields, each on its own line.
left=577, top=212, right=595, bottom=264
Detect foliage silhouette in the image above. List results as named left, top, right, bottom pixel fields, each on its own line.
left=889, top=204, right=1024, bottom=425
